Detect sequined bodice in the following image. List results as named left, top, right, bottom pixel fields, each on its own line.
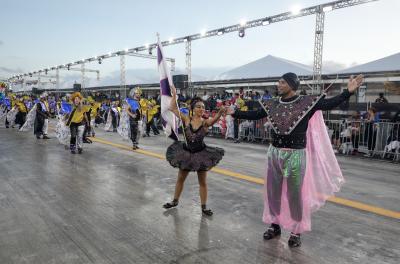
left=184, top=123, right=207, bottom=152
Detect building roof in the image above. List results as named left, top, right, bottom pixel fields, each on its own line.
left=339, top=52, right=400, bottom=74
left=216, top=55, right=313, bottom=79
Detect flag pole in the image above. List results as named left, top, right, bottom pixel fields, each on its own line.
left=157, top=33, right=188, bottom=145
left=172, top=84, right=189, bottom=146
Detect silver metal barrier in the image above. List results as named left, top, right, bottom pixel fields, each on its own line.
left=209, top=125, right=222, bottom=137
left=324, top=119, right=399, bottom=161
left=207, top=115, right=400, bottom=162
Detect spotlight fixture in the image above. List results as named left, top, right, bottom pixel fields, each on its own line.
left=238, top=28, right=245, bottom=38
left=262, top=19, right=270, bottom=26
left=323, top=5, right=333, bottom=12
left=148, top=48, right=153, bottom=55
left=217, top=30, right=224, bottom=36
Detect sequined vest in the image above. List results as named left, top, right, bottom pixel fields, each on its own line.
left=261, top=95, right=320, bottom=135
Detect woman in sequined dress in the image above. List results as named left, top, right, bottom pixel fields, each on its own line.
left=163, top=86, right=226, bottom=216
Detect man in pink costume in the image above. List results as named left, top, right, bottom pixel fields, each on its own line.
left=229, top=72, right=363, bottom=247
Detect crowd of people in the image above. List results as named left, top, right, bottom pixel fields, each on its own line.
left=328, top=106, right=400, bottom=159
left=0, top=88, right=163, bottom=152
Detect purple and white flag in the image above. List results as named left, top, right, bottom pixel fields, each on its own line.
left=157, top=38, right=178, bottom=140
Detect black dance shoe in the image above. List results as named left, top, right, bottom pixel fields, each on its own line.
left=202, top=208, right=213, bottom=216
left=163, top=199, right=179, bottom=209
left=201, top=204, right=213, bottom=216
left=263, top=224, right=281, bottom=240
left=288, top=233, right=301, bottom=248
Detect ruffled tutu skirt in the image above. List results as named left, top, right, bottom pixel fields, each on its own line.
left=166, top=141, right=224, bottom=171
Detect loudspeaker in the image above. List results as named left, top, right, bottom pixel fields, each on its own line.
left=73, top=83, right=82, bottom=92
left=32, top=87, right=44, bottom=95
left=173, top=74, right=188, bottom=89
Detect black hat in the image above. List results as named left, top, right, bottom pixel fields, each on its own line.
left=281, top=72, right=300, bottom=91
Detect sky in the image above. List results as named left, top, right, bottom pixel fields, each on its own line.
left=0, top=0, right=399, bottom=87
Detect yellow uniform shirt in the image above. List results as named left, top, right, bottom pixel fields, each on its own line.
left=236, top=98, right=248, bottom=111
left=69, top=106, right=90, bottom=124
left=90, top=102, right=101, bottom=119
left=16, top=102, right=27, bottom=113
